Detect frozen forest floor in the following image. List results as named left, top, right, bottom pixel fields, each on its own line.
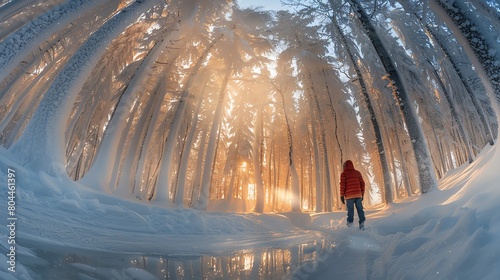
left=1, top=143, right=500, bottom=279
left=295, top=143, right=500, bottom=279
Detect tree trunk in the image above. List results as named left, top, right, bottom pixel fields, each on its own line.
left=328, top=8, right=393, bottom=203
left=82, top=16, right=181, bottom=193
left=427, top=59, right=474, bottom=163
left=10, top=0, right=150, bottom=178
left=156, top=33, right=224, bottom=202
left=425, top=27, right=495, bottom=146
left=348, top=0, right=437, bottom=193
left=306, top=97, right=323, bottom=212
left=253, top=106, right=265, bottom=213
left=431, top=0, right=500, bottom=106
left=304, top=70, right=333, bottom=211
left=174, top=80, right=208, bottom=206
left=194, top=68, right=232, bottom=210
left=276, top=88, right=301, bottom=212
left=189, top=132, right=206, bottom=208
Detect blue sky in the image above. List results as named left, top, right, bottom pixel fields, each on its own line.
left=238, top=0, right=286, bottom=11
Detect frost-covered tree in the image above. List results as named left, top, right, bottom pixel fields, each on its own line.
left=345, top=0, right=437, bottom=193
left=193, top=7, right=275, bottom=210
left=322, top=0, right=394, bottom=204
left=430, top=0, right=500, bottom=105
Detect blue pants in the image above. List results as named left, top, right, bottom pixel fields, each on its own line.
left=346, top=198, right=365, bottom=225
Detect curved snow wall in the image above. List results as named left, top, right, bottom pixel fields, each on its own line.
left=0, top=0, right=498, bottom=212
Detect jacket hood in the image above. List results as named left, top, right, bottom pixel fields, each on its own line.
left=343, top=160, right=355, bottom=170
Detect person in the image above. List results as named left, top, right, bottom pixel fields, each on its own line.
left=340, top=160, right=366, bottom=230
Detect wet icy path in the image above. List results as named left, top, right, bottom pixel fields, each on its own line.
left=5, top=235, right=329, bottom=279
left=288, top=211, right=383, bottom=280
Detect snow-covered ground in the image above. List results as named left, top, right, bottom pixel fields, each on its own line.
left=299, top=142, right=500, bottom=280
left=1, top=142, right=500, bottom=279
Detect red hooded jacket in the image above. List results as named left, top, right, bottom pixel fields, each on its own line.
left=340, top=160, right=365, bottom=200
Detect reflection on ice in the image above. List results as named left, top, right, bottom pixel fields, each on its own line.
left=32, top=237, right=331, bottom=280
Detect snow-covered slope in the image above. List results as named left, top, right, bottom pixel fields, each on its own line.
left=297, top=143, right=500, bottom=279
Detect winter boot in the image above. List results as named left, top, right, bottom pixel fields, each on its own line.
left=359, top=221, right=365, bottom=231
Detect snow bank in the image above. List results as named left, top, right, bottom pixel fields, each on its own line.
left=296, top=144, right=500, bottom=280
left=0, top=146, right=318, bottom=260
